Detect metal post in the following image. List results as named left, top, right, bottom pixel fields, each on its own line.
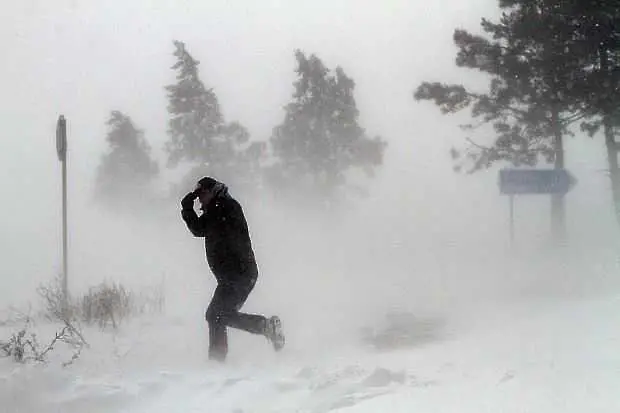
left=509, top=194, right=515, bottom=246
left=56, top=116, right=68, bottom=311
left=62, top=150, right=68, bottom=305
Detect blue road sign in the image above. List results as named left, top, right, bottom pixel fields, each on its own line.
left=499, top=169, right=577, bottom=195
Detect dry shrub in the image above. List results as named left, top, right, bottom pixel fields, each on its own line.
left=0, top=313, right=87, bottom=366
left=80, top=282, right=133, bottom=329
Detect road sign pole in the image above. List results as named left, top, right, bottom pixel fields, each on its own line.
left=62, top=149, right=68, bottom=306
left=56, top=115, right=68, bottom=312
left=551, top=193, right=566, bottom=244
left=509, top=195, right=515, bottom=246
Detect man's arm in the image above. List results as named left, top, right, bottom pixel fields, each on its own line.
left=180, top=192, right=212, bottom=237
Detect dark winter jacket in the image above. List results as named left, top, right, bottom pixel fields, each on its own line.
left=182, top=194, right=258, bottom=283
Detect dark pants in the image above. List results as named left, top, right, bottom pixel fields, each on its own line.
left=205, top=278, right=266, bottom=361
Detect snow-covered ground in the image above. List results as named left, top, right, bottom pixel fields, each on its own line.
left=2, top=290, right=619, bottom=413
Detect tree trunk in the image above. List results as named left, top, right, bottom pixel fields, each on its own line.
left=599, top=46, right=620, bottom=226
left=603, top=115, right=620, bottom=225
left=550, top=107, right=566, bottom=243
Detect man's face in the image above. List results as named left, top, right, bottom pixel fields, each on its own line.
left=197, top=188, right=214, bottom=210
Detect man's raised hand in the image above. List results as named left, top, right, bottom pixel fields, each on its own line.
left=181, top=191, right=198, bottom=210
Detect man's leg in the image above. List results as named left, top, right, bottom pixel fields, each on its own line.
left=221, top=280, right=267, bottom=335
left=207, top=280, right=284, bottom=353
left=224, top=281, right=285, bottom=351
left=205, top=284, right=229, bottom=361
left=207, top=320, right=227, bottom=362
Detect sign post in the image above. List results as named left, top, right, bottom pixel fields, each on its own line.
left=509, top=194, right=515, bottom=244
left=499, top=168, right=577, bottom=244
left=56, top=115, right=68, bottom=311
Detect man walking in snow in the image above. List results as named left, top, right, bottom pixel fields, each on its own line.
left=181, top=176, right=285, bottom=361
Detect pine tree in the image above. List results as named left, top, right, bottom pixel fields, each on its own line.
left=561, top=0, right=620, bottom=224
left=269, top=50, right=385, bottom=203
left=487, top=0, right=620, bottom=226
left=95, top=111, right=159, bottom=207
left=164, top=40, right=225, bottom=168
left=414, top=1, right=589, bottom=240
left=164, top=40, right=262, bottom=193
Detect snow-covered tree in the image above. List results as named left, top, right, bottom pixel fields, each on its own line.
left=269, top=50, right=385, bottom=203
left=164, top=40, right=263, bottom=194
left=95, top=111, right=159, bottom=208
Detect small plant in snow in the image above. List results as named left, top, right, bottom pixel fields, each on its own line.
left=37, top=275, right=165, bottom=331
left=0, top=314, right=88, bottom=366
left=37, top=273, right=77, bottom=321
left=80, top=281, right=133, bottom=329
left=0, top=328, right=29, bottom=362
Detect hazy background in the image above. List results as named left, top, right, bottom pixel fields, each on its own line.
left=1, top=0, right=619, bottom=345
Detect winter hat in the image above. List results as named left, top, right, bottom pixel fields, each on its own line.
left=196, top=176, right=229, bottom=199
left=196, top=176, right=218, bottom=192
